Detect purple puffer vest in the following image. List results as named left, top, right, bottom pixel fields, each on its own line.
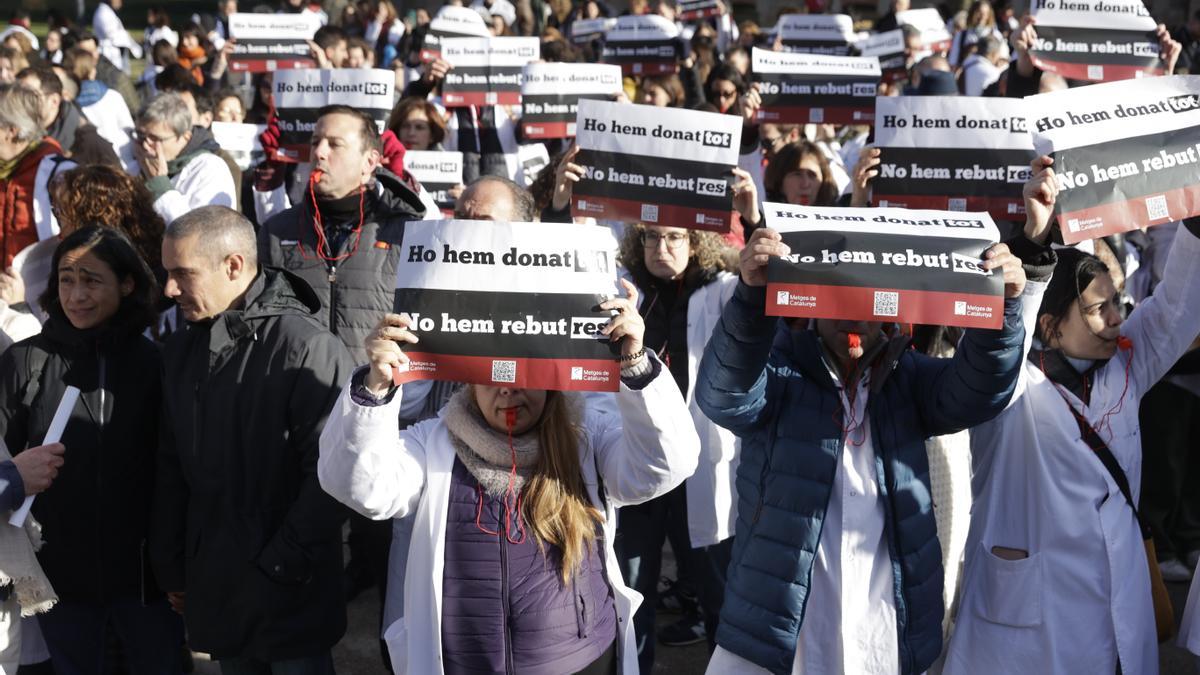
left=441, top=456, right=618, bottom=674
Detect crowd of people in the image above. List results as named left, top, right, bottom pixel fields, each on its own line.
left=0, top=0, right=1199, bottom=674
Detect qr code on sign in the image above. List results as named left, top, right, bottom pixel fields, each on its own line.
left=948, top=198, right=967, bottom=211
left=1145, top=195, right=1169, bottom=221
left=491, top=360, right=517, bottom=383
left=641, top=204, right=659, bottom=222
left=874, top=291, right=899, bottom=317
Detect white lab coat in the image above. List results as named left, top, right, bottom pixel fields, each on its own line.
left=946, top=225, right=1200, bottom=675
left=636, top=271, right=740, bottom=547
left=317, top=361, right=701, bottom=675
left=91, top=2, right=142, bottom=72
left=150, top=153, right=237, bottom=225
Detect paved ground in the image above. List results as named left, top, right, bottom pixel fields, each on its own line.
left=195, top=557, right=1200, bottom=675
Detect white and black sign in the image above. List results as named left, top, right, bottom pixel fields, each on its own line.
left=1030, top=0, right=1161, bottom=82
left=896, top=8, right=952, bottom=53
left=764, top=203, right=1003, bottom=329
left=873, top=97, right=1036, bottom=222
left=393, top=220, right=621, bottom=392
left=404, top=151, right=463, bottom=215
left=442, top=36, right=539, bottom=107
left=419, top=5, right=491, bottom=63
left=227, top=13, right=321, bottom=72
left=602, top=14, right=681, bottom=76
left=571, top=17, right=617, bottom=45
left=211, top=121, right=266, bottom=171
left=521, top=63, right=623, bottom=138
left=776, top=14, right=856, bottom=55
left=572, top=99, right=741, bottom=232
left=679, top=0, right=721, bottom=22
left=753, top=48, right=880, bottom=125
left=1025, top=75, right=1200, bottom=244
left=858, top=29, right=907, bottom=83
left=273, top=69, right=394, bottom=162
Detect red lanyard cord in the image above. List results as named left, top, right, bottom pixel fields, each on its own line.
left=473, top=408, right=527, bottom=544
left=1037, top=339, right=1133, bottom=442
left=295, top=175, right=367, bottom=264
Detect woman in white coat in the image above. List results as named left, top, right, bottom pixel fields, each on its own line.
left=318, top=283, right=701, bottom=675
left=613, top=215, right=743, bottom=670
left=946, top=157, right=1200, bottom=674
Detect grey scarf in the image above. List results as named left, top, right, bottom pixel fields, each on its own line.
left=443, top=390, right=541, bottom=497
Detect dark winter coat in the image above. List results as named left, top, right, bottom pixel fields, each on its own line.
left=0, top=316, right=163, bottom=604
left=257, top=169, right=427, bottom=364
left=149, top=267, right=355, bottom=660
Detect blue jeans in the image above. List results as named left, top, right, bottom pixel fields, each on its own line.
left=219, top=652, right=335, bottom=675
left=36, top=597, right=184, bottom=675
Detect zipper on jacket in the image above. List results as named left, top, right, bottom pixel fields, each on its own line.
left=500, top=524, right=514, bottom=674
left=96, top=352, right=106, bottom=601
left=328, top=264, right=339, bottom=335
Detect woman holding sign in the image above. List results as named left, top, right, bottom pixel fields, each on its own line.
left=0, top=226, right=182, bottom=674
left=317, top=282, right=701, bottom=675
left=945, top=157, right=1200, bottom=674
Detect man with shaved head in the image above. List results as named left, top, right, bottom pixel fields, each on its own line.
left=151, top=205, right=354, bottom=674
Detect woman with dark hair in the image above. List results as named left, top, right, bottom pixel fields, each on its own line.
left=762, top=140, right=840, bottom=208
left=945, top=157, right=1200, bottom=673
left=0, top=226, right=184, bottom=674
left=387, top=96, right=448, bottom=151
left=703, top=63, right=746, bottom=114
left=636, top=74, right=687, bottom=108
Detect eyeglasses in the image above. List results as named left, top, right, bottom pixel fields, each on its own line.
left=641, top=231, right=689, bottom=250
left=133, top=129, right=177, bottom=144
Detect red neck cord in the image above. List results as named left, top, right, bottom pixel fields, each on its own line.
left=296, top=172, right=367, bottom=264
left=1037, top=339, right=1133, bottom=441
left=474, top=407, right=527, bottom=544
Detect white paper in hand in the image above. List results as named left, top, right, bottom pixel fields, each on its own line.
left=8, top=386, right=79, bottom=527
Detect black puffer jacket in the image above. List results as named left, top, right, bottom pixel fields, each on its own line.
left=257, top=169, right=427, bottom=364
left=0, top=316, right=162, bottom=604
left=149, top=267, right=355, bottom=660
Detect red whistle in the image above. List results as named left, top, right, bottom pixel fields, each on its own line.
left=847, top=333, right=861, bottom=350
left=1116, top=336, right=1133, bottom=351
left=310, top=168, right=324, bottom=183
left=505, top=407, right=517, bottom=430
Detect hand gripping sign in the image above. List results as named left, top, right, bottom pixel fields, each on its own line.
left=1025, top=74, right=1200, bottom=244
left=392, top=220, right=623, bottom=392
left=572, top=99, right=741, bottom=232
left=763, top=203, right=1003, bottom=329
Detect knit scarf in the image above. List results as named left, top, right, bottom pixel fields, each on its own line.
left=0, top=140, right=39, bottom=181
left=443, top=389, right=541, bottom=497
left=0, top=439, right=57, bottom=617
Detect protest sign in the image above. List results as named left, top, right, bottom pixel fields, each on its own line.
left=763, top=203, right=1003, bottom=328
left=392, top=220, right=621, bottom=392
left=272, top=69, right=393, bottom=162
left=442, top=36, right=539, bottom=107
left=1025, top=75, right=1200, bottom=244
left=1030, top=0, right=1160, bottom=82
left=679, top=0, right=722, bottom=22
left=896, top=8, right=952, bottom=53
left=520, top=63, right=623, bottom=138
left=858, top=29, right=908, bottom=83
left=419, top=5, right=491, bottom=63
left=873, top=97, right=1035, bottom=222
left=227, top=13, right=320, bottom=72
left=776, top=13, right=856, bottom=55
left=404, top=151, right=463, bottom=215
left=211, top=121, right=265, bottom=171
left=516, top=143, right=551, bottom=187
left=572, top=99, right=740, bottom=232
left=602, top=15, right=681, bottom=75
left=571, top=17, right=617, bottom=45
left=753, top=48, right=879, bottom=125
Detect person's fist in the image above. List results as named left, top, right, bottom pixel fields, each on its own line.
left=739, top=227, right=790, bottom=287
left=12, top=443, right=65, bottom=495
left=364, top=313, right=419, bottom=395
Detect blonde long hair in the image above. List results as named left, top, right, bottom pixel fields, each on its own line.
left=473, top=389, right=604, bottom=584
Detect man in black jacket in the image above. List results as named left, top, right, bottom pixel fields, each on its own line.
left=151, top=205, right=354, bottom=674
